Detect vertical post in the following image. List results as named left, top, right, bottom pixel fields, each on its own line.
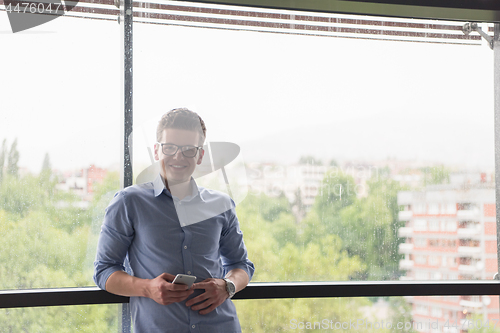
left=119, top=0, right=133, bottom=330
left=494, top=23, right=500, bottom=318
left=495, top=22, right=500, bottom=272
left=120, top=0, right=133, bottom=190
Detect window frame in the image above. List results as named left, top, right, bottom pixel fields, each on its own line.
left=1, top=1, right=500, bottom=333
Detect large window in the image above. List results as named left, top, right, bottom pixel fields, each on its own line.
left=0, top=14, right=120, bottom=289
left=1, top=0, right=499, bottom=331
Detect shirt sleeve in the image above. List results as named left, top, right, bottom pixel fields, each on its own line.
left=93, top=190, right=135, bottom=290
left=219, top=202, right=255, bottom=281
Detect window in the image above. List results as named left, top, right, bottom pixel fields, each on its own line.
left=446, top=221, right=457, bottom=232
left=428, top=204, right=439, bottom=215
left=414, top=219, right=428, bottom=231
left=429, top=220, right=440, bottom=231
left=428, top=256, right=439, bottom=266
left=414, top=203, right=427, bottom=214
left=1, top=0, right=499, bottom=331
left=415, top=255, right=427, bottom=265
left=414, top=238, right=427, bottom=248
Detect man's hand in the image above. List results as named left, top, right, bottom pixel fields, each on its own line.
left=186, top=278, right=228, bottom=315
left=146, top=273, right=194, bottom=306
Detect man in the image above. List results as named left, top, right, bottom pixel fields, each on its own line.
left=94, top=108, right=254, bottom=333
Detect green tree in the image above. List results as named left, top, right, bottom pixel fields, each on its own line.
left=235, top=192, right=371, bottom=332
left=41, top=152, right=51, bottom=172
left=0, top=139, right=6, bottom=182
left=305, top=171, right=405, bottom=280
left=299, top=155, right=323, bottom=165
left=291, top=187, right=306, bottom=223
left=7, top=138, right=19, bottom=177
left=467, top=313, right=500, bottom=333
left=387, top=297, right=416, bottom=332
left=314, top=170, right=357, bottom=216
left=0, top=173, right=47, bottom=217
left=0, top=153, right=120, bottom=331
left=421, top=165, right=450, bottom=186
left=329, top=159, right=339, bottom=167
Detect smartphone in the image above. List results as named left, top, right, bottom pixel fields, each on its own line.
left=172, top=274, right=196, bottom=288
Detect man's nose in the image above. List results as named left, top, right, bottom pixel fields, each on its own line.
left=172, top=149, right=184, bottom=159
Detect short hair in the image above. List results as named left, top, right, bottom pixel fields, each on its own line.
left=156, top=108, right=206, bottom=146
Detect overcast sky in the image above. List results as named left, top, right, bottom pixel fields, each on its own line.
left=0, top=10, right=495, bottom=175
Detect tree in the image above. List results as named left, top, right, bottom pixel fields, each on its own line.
left=41, top=152, right=51, bottom=173
left=467, top=313, right=500, bottom=333
left=298, top=155, right=323, bottom=165
left=291, top=187, right=306, bottom=223
left=329, top=159, right=339, bottom=167
left=7, top=138, right=19, bottom=177
left=305, top=170, right=405, bottom=280
left=0, top=139, right=6, bottom=182
left=421, top=165, right=450, bottom=186
left=0, top=174, right=119, bottom=332
left=234, top=192, right=370, bottom=332
left=388, top=297, right=416, bottom=332
left=39, top=152, right=53, bottom=188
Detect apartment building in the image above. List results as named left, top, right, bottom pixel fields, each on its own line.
left=247, top=162, right=327, bottom=211
left=397, top=176, right=499, bottom=332
left=55, top=164, right=108, bottom=207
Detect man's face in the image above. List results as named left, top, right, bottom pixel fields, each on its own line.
left=154, top=128, right=204, bottom=186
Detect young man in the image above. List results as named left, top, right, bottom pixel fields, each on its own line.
left=94, top=108, right=254, bottom=333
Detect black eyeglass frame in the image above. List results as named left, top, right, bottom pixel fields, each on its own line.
left=156, top=143, right=203, bottom=158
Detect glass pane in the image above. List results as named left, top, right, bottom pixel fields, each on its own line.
left=0, top=14, right=120, bottom=290
left=0, top=304, right=121, bottom=332
left=133, top=2, right=496, bottom=284
left=234, top=296, right=500, bottom=332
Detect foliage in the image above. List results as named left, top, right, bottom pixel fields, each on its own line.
left=0, top=144, right=414, bottom=332
left=387, top=297, right=416, bottom=332
left=298, top=155, right=323, bottom=166
left=235, top=192, right=374, bottom=332
left=0, top=139, right=6, bottom=182
left=0, top=169, right=120, bottom=331
left=421, top=165, right=450, bottom=186
left=7, top=138, right=19, bottom=177
left=467, top=313, right=500, bottom=333
left=307, top=170, right=405, bottom=280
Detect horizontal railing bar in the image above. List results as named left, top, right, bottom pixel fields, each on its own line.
left=0, top=287, right=128, bottom=309
left=1, top=281, right=500, bottom=309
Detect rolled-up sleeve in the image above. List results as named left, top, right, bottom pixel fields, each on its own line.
left=93, top=191, right=135, bottom=290
left=219, top=205, right=255, bottom=281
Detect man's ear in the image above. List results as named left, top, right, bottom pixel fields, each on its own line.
left=154, top=143, right=160, bottom=161
left=197, top=148, right=205, bottom=165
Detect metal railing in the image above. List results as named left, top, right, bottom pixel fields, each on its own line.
left=2, top=281, right=500, bottom=309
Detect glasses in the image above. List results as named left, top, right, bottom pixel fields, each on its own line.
left=157, top=143, right=202, bottom=158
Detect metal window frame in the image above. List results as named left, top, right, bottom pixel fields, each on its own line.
left=2, top=1, right=500, bottom=332
left=176, top=0, right=500, bottom=22
left=1, top=281, right=500, bottom=309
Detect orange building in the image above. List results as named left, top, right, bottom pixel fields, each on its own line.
left=398, top=179, right=499, bottom=332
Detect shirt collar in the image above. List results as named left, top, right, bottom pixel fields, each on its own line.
left=153, top=174, right=167, bottom=197
left=153, top=174, right=206, bottom=203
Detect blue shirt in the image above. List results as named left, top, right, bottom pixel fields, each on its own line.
left=94, top=175, right=255, bottom=333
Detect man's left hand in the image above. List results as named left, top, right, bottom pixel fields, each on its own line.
left=186, top=278, right=229, bottom=315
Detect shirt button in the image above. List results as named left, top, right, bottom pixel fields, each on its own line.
left=192, top=325, right=195, bottom=329
left=187, top=271, right=191, bottom=275
left=184, top=245, right=188, bottom=250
